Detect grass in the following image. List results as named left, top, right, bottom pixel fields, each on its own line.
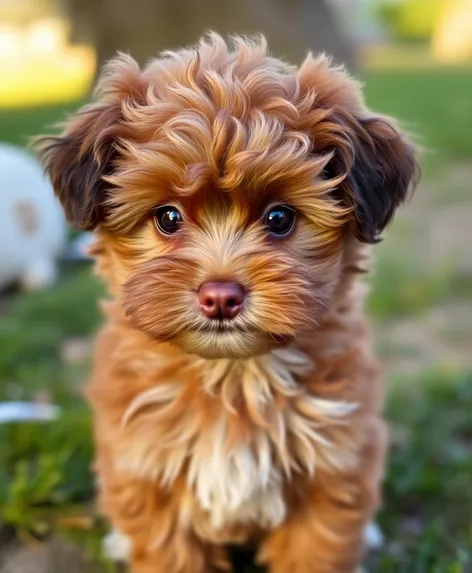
left=0, top=102, right=81, bottom=147
left=364, top=66, right=472, bottom=161
left=369, top=370, right=472, bottom=572
left=0, top=47, right=94, bottom=108
left=0, top=269, right=105, bottom=567
left=0, top=62, right=471, bottom=571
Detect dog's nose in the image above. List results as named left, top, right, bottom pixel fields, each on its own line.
left=198, top=282, right=245, bottom=320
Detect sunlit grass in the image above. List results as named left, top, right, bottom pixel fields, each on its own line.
left=361, top=42, right=435, bottom=70
left=0, top=48, right=94, bottom=108
left=361, top=41, right=472, bottom=70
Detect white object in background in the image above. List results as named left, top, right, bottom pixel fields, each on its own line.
left=102, top=529, right=132, bottom=563
left=364, top=521, right=384, bottom=550
left=0, top=143, right=66, bottom=290
left=64, top=232, right=95, bottom=262
left=0, top=402, right=60, bottom=424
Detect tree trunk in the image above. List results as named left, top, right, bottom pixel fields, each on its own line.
left=65, top=0, right=358, bottom=84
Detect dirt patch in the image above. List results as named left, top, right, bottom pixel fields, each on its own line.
left=376, top=301, right=472, bottom=375
left=375, top=161, right=472, bottom=375
left=0, top=537, right=100, bottom=573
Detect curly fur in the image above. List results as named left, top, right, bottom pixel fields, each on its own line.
left=36, top=33, right=418, bottom=573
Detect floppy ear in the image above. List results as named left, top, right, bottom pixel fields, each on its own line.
left=34, top=53, right=143, bottom=231
left=344, top=115, right=419, bottom=244
left=296, top=54, right=419, bottom=244
left=34, top=102, right=121, bottom=231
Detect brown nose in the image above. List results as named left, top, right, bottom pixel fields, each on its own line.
left=198, top=282, right=245, bottom=320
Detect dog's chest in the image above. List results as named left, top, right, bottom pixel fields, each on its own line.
left=186, top=415, right=287, bottom=530
left=118, top=351, right=355, bottom=532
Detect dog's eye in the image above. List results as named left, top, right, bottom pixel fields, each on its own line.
left=265, top=205, right=296, bottom=236
left=154, top=205, right=183, bottom=235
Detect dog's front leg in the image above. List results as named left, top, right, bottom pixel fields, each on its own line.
left=96, top=460, right=229, bottom=573
left=257, top=421, right=386, bottom=573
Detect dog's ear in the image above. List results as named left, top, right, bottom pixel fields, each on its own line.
left=344, top=116, right=419, bottom=243
left=34, top=103, right=121, bottom=230
left=297, top=55, right=419, bottom=244
left=34, top=54, right=143, bottom=231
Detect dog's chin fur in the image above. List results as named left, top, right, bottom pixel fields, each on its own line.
left=36, top=33, right=419, bottom=573
left=172, top=330, right=283, bottom=360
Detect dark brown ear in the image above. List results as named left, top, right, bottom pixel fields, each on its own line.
left=34, top=52, right=143, bottom=230
left=345, top=116, right=419, bottom=243
left=34, top=102, right=121, bottom=231
left=296, top=54, right=419, bottom=243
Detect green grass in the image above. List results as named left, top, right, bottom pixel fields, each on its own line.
left=367, top=370, right=472, bottom=573
left=0, top=269, right=103, bottom=399
left=364, top=66, right=472, bottom=161
left=0, top=267, right=107, bottom=566
left=0, top=63, right=471, bottom=570
left=367, top=247, right=472, bottom=320
left=0, top=102, right=81, bottom=147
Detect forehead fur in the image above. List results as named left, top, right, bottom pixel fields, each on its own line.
left=100, top=33, right=364, bottom=233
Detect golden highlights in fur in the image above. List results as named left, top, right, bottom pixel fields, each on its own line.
left=36, top=33, right=419, bottom=573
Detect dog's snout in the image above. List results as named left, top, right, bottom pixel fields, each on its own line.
left=198, top=282, right=245, bottom=320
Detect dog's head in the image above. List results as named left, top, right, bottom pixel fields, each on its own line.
left=36, top=34, right=418, bottom=358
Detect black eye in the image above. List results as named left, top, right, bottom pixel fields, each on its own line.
left=265, top=205, right=296, bottom=236
left=154, top=205, right=183, bottom=235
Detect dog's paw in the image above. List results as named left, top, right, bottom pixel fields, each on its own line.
left=102, top=529, right=131, bottom=562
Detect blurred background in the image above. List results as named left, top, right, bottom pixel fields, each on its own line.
left=0, top=0, right=471, bottom=571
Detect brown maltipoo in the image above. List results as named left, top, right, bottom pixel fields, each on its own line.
left=37, top=33, right=418, bottom=573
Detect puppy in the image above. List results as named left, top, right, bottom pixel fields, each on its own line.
left=36, top=33, right=418, bottom=573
